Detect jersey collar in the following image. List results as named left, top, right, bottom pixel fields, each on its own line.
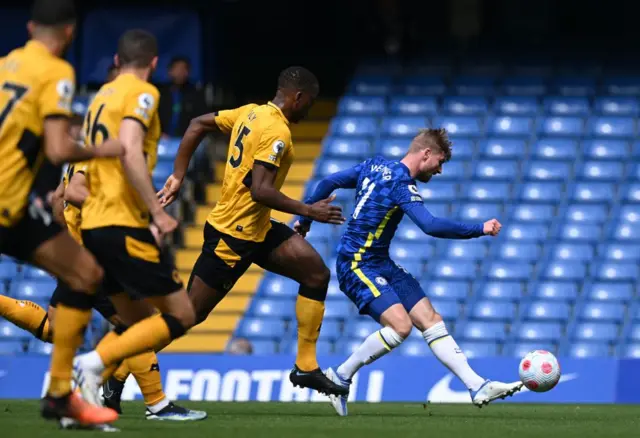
left=25, top=40, right=54, bottom=58
left=267, top=101, right=289, bottom=125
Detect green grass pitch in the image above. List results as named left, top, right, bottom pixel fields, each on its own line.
left=1, top=401, right=639, bottom=438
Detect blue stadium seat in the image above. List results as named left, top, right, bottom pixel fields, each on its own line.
left=515, top=322, right=563, bottom=341
left=512, top=204, right=555, bottom=222
left=582, top=139, right=629, bottom=160
left=250, top=299, right=296, bottom=318
left=319, top=320, right=342, bottom=341
left=628, top=325, right=640, bottom=341
left=338, top=96, right=386, bottom=115
left=505, top=223, right=548, bottom=241
left=465, top=182, right=510, bottom=201
left=389, top=96, right=438, bottom=115
left=450, top=138, right=475, bottom=159
left=418, top=181, right=457, bottom=201
left=10, top=280, right=56, bottom=300
left=571, top=183, right=615, bottom=203
left=157, top=138, right=180, bottom=160
left=433, top=116, right=482, bottom=137
left=437, top=161, right=469, bottom=180
left=522, top=301, right=571, bottom=321
left=566, top=204, right=608, bottom=223
left=0, top=262, right=18, bottom=281
left=551, top=243, right=594, bottom=261
left=498, top=242, right=540, bottom=261
left=588, top=117, right=635, bottom=138
left=346, top=320, right=380, bottom=340
left=533, top=282, right=579, bottom=301
left=305, top=222, right=337, bottom=242
left=396, top=221, right=431, bottom=242
left=538, top=117, right=584, bottom=136
left=601, top=243, right=640, bottom=261
left=315, top=159, right=360, bottom=178
left=377, top=137, right=409, bottom=159
left=237, top=318, right=286, bottom=338
left=595, top=96, right=640, bottom=116
left=349, top=75, right=392, bottom=95
left=579, top=161, right=624, bottom=181
left=459, top=342, right=499, bottom=358
left=531, top=138, right=578, bottom=159
left=430, top=260, right=476, bottom=280
left=327, top=279, right=342, bottom=298
left=586, top=283, right=633, bottom=302
left=503, top=76, right=547, bottom=96
left=553, top=75, right=596, bottom=96
left=525, top=161, right=571, bottom=181
left=492, top=96, right=538, bottom=115
left=423, top=280, right=470, bottom=300
left=478, top=138, right=526, bottom=159
left=558, top=223, right=601, bottom=241
left=458, top=203, right=502, bottom=221
left=398, top=341, right=431, bottom=357
left=543, top=96, right=589, bottom=116
left=249, top=341, right=278, bottom=355
left=579, top=302, right=625, bottom=322
left=430, top=300, right=460, bottom=320
left=507, top=342, right=557, bottom=358
left=381, top=116, right=428, bottom=137
left=542, top=261, right=587, bottom=281
left=479, top=282, right=524, bottom=300
left=400, top=75, right=446, bottom=96
left=621, top=344, right=640, bottom=358
left=153, top=161, right=172, bottom=181
left=390, top=241, right=433, bottom=262
left=487, top=262, right=533, bottom=281
left=520, top=182, right=563, bottom=202
left=567, top=343, right=610, bottom=358
left=323, top=137, right=372, bottom=158
left=633, top=142, right=640, bottom=158
left=452, top=75, right=495, bottom=95
left=486, top=116, right=533, bottom=136
left=260, top=276, right=298, bottom=298
left=21, top=266, right=53, bottom=280
left=0, top=321, right=30, bottom=340
left=603, top=76, right=640, bottom=96
left=622, top=184, right=640, bottom=202
left=474, top=160, right=518, bottom=180
left=470, top=301, right=515, bottom=321
left=330, top=117, right=378, bottom=136
left=336, top=339, right=366, bottom=355
left=442, top=96, right=488, bottom=115
left=324, top=300, right=354, bottom=319
left=0, top=340, right=25, bottom=355
left=619, top=205, right=640, bottom=223
left=593, top=262, right=639, bottom=281
left=443, top=241, right=487, bottom=260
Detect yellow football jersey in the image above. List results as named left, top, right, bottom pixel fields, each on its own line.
left=208, top=102, right=294, bottom=242
left=0, top=40, right=75, bottom=227
left=81, top=73, right=161, bottom=230
left=62, top=162, right=87, bottom=244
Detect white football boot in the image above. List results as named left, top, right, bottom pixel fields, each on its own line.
left=470, top=380, right=523, bottom=408
left=72, top=354, right=104, bottom=408
left=324, top=368, right=350, bottom=416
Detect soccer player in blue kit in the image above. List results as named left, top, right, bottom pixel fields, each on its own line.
left=296, top=128, right=523, bottom=416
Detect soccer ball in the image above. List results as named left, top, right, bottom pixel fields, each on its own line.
left=518, top=350, right=561, bottom=392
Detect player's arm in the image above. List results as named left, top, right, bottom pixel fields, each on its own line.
left=159, top=104, right=256, bottom=206
left=50, top=180, right=66, bottom=226
left=63, top=171, right=88, bottom=208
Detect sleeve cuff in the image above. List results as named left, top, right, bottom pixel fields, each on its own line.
left=254, top=160, right=278, bottom=171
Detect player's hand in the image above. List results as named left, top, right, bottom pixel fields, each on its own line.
left=483, top=218, right=502, bottom=236
left=152, top=209, right=178, bottom=236
left=150, top=223, right=163, bottom=247
left=294, top=220, right=311, bottom=237
left=93, top=139, right=125, bottom=158
left=308, top=194, right=345, bottom=225
left=157, top=174, right=183, bottom=207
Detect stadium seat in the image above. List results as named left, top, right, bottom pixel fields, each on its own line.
left=594, top=96, right=640, bottom=116
left=400, top=75, right=446, bottom=96
left=474, top=161, right=518, bottom=180
left=514, top=322, right=563, bottom=341
left=582, top=139, right=629, bottom=160
left=458, top=203, right=502, bottom=221
left=377, top=137, right=410, bottom=159
left=542, top=261, right=587, bottom=281
left=418, top=181, right=457, bottom=201
left=600, top=243, right=640, bottom=261
left=381, top=116, right=428, bottom=137
left=594, top=262, right=639, bottom=281
left=237, top=318, right=286, bottom=338
left=430, top=260, right=476, bottom=280
left=459, top=342, right=499, bottom=358
left=486, top=116, right=533, bottom=136
left=389, top=96, right=438, bottom=115
left=492, top=96, right=538, bottom=115
left=470, top=301, right=515, bottom=321
left=522, top=301, right=571, bottom=321
left=567, top=343, right=610, bottom=358
left=338, top=96, right=386, bottom=115
left=478, top=138, right=526, bottom=159
left=430, top=300, right=461, bottom=320
left=438, top=161, right=469, bottom=180
left=153, top=161, right=172, bottom=182
left=531, top=138, right=579, bottom=159
left=259, top=277, right=298, bottom=298
left=318, top=320, right=342, bottom=341
left=538, top=116, right=584, bottom=136
left=330, top=117, right=378, bottom=136
left=571, top=183, right=615, bottom=202
left=324, top=300, right=354, bottom=319
left=525, top=161, right=571, bottom=181
left=349, top=75, right=392, bottom=95
left=551, top=243, right=594, bottom=261
left=502, top=76, right=547, bottom=96
left=22, top=266, right=53, bottom=280
left=558, top=223, right=601, bottom=241
left=443, top=241, right=487, bottom=260
left=520, top=182, right=564, bottom=202
left=346, top=320, right=380, bottom=340
left=622, top=184, right=640, bottom=202
left=552, top=75, right=596, bottom=96
left=507, top=342, right=557, bottom=358
left=250, top=299, right=296, bottom=319
left=449, top=138, right=475, bottom=159
left=323, top=137, right=372, bottom=158
left=157, top=138, right=180, bottom=159
left=442, top=96, right=488, bottom=115
left=543, top=96, right=589, bottom=116
left=452, top=75, right=495, bottom=95
left=456, top=321, right=507, bottom=342
left=0, top=340, right=24, bottom=355
left=505, top=223, right=548, bottom=241
left=432, top=116, right=482, bottom=137
left=0, top=262, right=18, bottom=281
left=621, top=344, right=640, bottom=358
left=511, top=204, right=555, bottom=222
left=566, top=204, right=608, bottom=223
left=586, top=283, right=634, bottom=302
left=0, top=321, right=30, bottom=341
left=479, top=282, right=524, bottom=300
left=587, top=117, right=635, bottom=138
left=390, top=241, right=434, bottom=262
left=619, top=205, right=640, bottom=223
left=533, top=282, right=579, bottom=301
left=10, top=280, right=56, bottom=300
left=250, top=341, right=278, bottom=355
left=465, top=182, right=510, bottom=201
left=398, top=341, right=431, bottom=356
left=579, top=302, right=625, bottom=322
left=315, top=159, right=360, bottom=178
left=487, top=262, right=533, bottom=281
left=578, top=161, right=624, bottom=181
left=423, top=280, right=470, bottom=300
left=497, top=242, right=540, bottom=261
left=603, top=76, right=640, bottom=96
left=396, top=221, right=431, bottom=242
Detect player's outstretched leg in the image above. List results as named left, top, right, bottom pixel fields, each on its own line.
left=0, top=295, right=51, bottom=342
left=255, top=225, right=347, bottom=397
left=409, top=298, right=522, bottom=407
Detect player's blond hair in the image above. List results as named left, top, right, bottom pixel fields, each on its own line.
left=409, top=128, right=452, bottom=161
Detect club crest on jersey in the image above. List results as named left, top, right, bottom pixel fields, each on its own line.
left=56, top=79, right=74, bottom=110
left=135, top=93, right=155, bottom=120
left=408, top=185, right=420, bottom=195
left=375, top=277, right=388, bottom=286
left=272, top=140, right=286, bottom=155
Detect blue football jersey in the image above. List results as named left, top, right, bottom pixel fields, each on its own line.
left=337, top=156, right=424, bottom=259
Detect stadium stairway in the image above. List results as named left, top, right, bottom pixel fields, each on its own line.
left=166, top=100, right=337, bottom=352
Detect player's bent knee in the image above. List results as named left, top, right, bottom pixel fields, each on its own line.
left=161, top=313, right=188, bottom=339
left=301, top=265, right=330, bottom=290
left=67, top=260, right=103, bottom=294
left=389, top=318, right=413, bottom=339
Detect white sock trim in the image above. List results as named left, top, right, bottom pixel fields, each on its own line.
left=378, top=326, right=404, bottom=349
left=422, top=321, right=448, bottom=344
left=147, top=397, right=169, bottom=413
